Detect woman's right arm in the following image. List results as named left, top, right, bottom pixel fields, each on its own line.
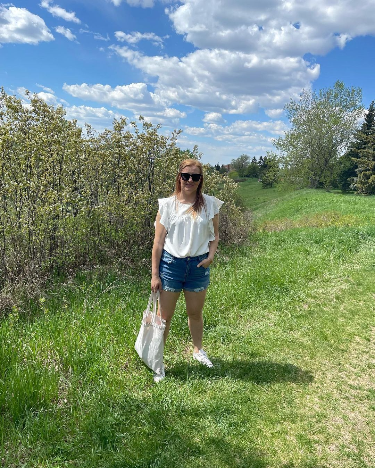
left=151, top=212, right=167, bottom=292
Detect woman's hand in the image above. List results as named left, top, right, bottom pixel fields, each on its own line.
left=151, top=275, right=162, bottom=292
left=197, top=257, right=213, bottom=269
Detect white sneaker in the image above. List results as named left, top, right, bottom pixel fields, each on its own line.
left=153, top=366, right=165, bottom=383
left=193, top=349, right=214, bottom=368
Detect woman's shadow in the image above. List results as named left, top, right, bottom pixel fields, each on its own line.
left=167, top=358, right=314, bottom=384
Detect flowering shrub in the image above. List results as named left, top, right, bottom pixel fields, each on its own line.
left=0, top=90, right=250, bottom=311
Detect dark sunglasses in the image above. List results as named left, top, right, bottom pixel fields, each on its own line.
left=180, top=172, right=202, bottom=182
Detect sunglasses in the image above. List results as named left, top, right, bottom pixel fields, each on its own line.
left=180, top=172, right=202, bottom=182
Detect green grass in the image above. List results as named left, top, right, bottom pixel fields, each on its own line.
left=236, top=178, right=287, bottom=210
left=1, top=182, right=375, bottom=467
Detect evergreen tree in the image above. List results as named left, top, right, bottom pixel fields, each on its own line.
left=336, top=150, right=357, bottom=192
left=362, top=101, right=375, bottom=134
left=260, top=153, right=280, bottom=187
left=346, top=101, right=375, bottom=194
left=245, top=157, right=260, bottom=178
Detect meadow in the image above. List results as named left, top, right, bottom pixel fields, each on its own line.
left=1, top=179, right=374, bottom=468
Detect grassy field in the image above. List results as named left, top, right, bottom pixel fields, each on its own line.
left=236, top=178, right=284, bottom=210
left=1, top=179, right=375, bottom=467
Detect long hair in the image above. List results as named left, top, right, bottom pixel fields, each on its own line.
left=174, top=159, right=205, bottom=216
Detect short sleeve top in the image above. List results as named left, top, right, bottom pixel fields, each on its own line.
left=158, top=193, right=224, bottom=258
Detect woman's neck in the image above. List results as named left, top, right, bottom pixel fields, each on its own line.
left=176, top=192, right=196, bottom=204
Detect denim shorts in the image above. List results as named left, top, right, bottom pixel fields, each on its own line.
left=159, top=249, right=210, bottom=293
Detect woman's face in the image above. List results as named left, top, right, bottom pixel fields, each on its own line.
left=180, top=165, right=202, bottom=195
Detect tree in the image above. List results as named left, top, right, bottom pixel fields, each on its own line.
left=274, top=81, right=363, bottom=189
left=245, top=157, right=260, bottom=178
left=335, top=104, right=371, bottom=192
left=362, top=100, right=375, bottom=134
left=230, top=154, right=250, bottom=177
left=335, top=151, right=357, bottom=192
left=259, top=153, right=280, bottom=187
left=348, top=101, right=375, bottom=194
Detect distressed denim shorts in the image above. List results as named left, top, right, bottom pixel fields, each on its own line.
left=159, top=249, right=210, bottom=293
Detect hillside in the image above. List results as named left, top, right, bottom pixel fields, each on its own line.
left=1, top=180, right=374, bottom=468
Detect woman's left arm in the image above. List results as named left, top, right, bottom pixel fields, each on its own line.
left=197, top=214, right=219, bottom=268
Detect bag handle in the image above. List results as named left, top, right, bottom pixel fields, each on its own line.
left=146, top=290, right=159, bottom=311
left=148, top=290, right=160, bottom=324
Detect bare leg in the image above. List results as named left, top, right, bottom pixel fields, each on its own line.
left=159, top=290, right=180, bottom=343
left=184, top=289, right=207, bottom=353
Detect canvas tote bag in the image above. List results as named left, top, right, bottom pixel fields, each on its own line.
left=134, top=291, right=166, bottom=373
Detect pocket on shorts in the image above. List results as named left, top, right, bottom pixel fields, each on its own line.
left=196, top=253, right=209, bottom=268
left=161, top=250, right=175, bottom=264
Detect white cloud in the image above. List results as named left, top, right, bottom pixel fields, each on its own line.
left=37, top=91, right=61, bottom=106
left=63, top=82, right=162, bottom=109
left=115, top=31, right=164, bottom=46
left=110, top=45, right=319, bottom=114
left=114, top=0, right=367, bottom=121
left=183, top=127, right=207, bottom=136
left=55, top=26, right=77, bottom=42
left=66, top=105, right=120, bottom=121
left=167, top=0, right=375, bottom=57
left=110, top=0, right=155, bottom=7
left=80, top=29, right=110, bottom=41
left=36, top=83, right=55, bottom=93
left=222, top=119, right=289, bottom=136
left=65, top=105, right=125, bottom=131
left=0, top=6, right=54, bottom=44
left=184, top=118, right=288, bottom=140
left=108, top=0, right=375, bottom=122
left=203, top=112, right=225, bottom=123
left=62, top=82, right=186, bottom=125
left=16, top=87, right=68, bottom=107
left=181, top=117, right=289, bottom=162
left=40, top=1, right=81, bottom=24
left=265, top=109, right=284, bottom=118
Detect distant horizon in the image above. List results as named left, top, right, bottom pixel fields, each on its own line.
left=1, top=1, right=375, bottom=166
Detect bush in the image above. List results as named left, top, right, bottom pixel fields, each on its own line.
left=203, top=167, right=251, bottom=245
left=0, top=91, right=250, bottom=312
left=228, top=170, right=239, bottom=179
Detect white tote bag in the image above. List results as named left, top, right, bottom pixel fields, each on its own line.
left=134, top=291, right=166, bottom=373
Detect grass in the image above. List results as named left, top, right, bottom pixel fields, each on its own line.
left=1, top=179, right=375, bottom=467
left=236, top=178, right=284, bottom=210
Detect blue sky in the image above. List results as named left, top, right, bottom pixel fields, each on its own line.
left=1, top=0, right=375, bottom=165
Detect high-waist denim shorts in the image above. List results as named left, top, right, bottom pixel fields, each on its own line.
left=159, top=249, right=210, bottom=293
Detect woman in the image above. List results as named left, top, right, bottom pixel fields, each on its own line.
left=151, top=159, right=223, bottom=382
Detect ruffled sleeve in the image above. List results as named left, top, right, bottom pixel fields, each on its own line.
left=158, top=197, right=170, bottom=231
left=205, top=195, right=224, bottom=241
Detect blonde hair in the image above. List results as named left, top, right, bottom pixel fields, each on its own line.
left=174, top=159, right=205, bottom=216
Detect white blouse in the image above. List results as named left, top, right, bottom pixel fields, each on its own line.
left=158, top=194, right=224, bottom=258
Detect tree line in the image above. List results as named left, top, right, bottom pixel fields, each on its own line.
left=216, top=155, right=279, bottom=188
left=0, top=89, right=248, bottom=312
left=227, top=81, right=375, bottom=194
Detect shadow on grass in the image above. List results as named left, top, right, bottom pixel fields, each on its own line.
left=123, top=436, right=267, bottom=468
left=45, top=392, right=268, bottom=468
left=167, top=359, right=314, bottom=385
